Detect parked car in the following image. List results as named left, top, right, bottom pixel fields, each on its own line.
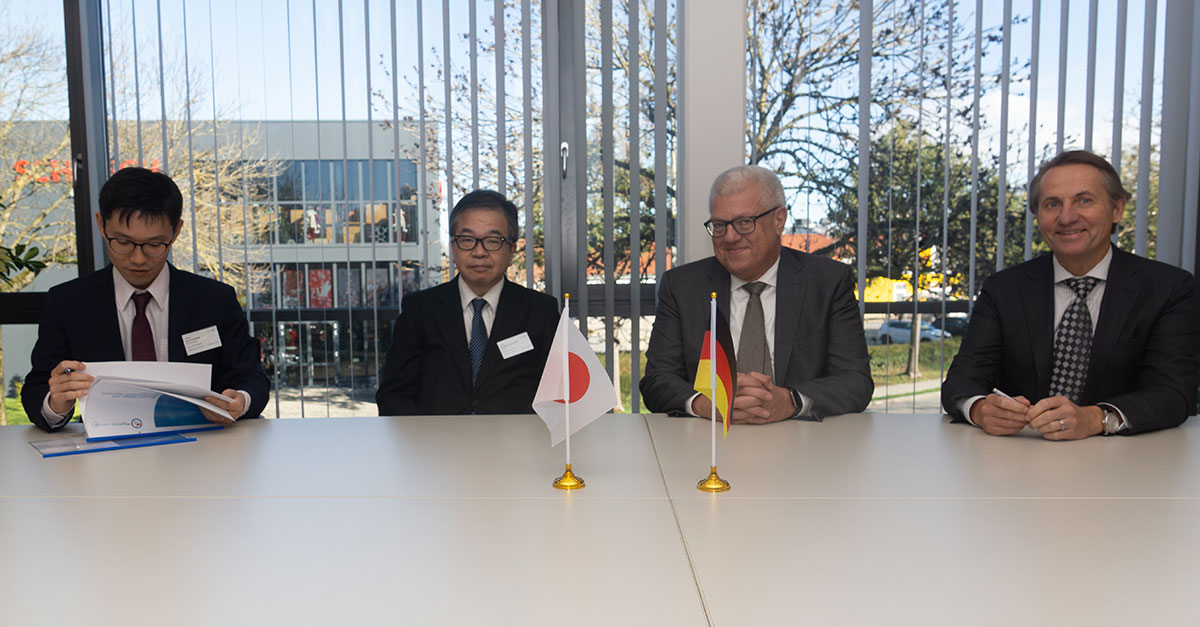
left=876, top=320, right=949, bottom=344
left=931, top=314, right=969, bottom=336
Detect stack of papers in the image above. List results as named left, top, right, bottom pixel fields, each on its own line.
left=78, top=362, right=231, bottom=440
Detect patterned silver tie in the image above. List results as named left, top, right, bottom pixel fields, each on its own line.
left=737, top=281, right=773, bottom=378
left=1048, top=276, right=1099, bottom=403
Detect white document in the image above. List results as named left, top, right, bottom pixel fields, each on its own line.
left=77, top=361, right=214, bottom=414
left=76, top=362, right=231, bottom=440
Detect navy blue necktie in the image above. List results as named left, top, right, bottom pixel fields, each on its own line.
left=469, top=298, right=487, bottom=387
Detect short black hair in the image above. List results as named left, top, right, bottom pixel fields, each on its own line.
left=449, top=189, right=520, bottom=243
left=98, top=167, right=184, bottom=227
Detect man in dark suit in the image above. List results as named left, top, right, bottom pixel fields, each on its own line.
left=640, top=165, right=873, bottom=422
left=941, top=150, right=1199, bottom=438
left=376, top=190, right=558, bottom=415
left=22, top=167, right=270, bottom=432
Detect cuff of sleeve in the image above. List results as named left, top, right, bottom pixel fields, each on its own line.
left=684, top=392, right=702, bottom=417
left=794, top=390, right=812, bottom=418
left=41, top=393, right=73, bottom=430
left=1097, top=402, right=1129, bottom=433
left=960, top=395, right=987, bottom=427
left=235, top=390, right=252, bottom=419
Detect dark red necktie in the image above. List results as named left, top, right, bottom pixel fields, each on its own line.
left=131, top=292, right=156, bottom=361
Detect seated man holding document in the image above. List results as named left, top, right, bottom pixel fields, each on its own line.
left=941, top=150, right=1199, bottom=438
left=376, top=190, right=558, bottom=415
left=22, top=167, right=270, bottom=433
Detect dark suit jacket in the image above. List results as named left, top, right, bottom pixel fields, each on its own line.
left=375, top=277, right=559, bottom=415
left=941, top=247, right=1199, bottom=434
left=639, top=247, right=874, bottom=420
left=22, top=265, right=271, bottom=432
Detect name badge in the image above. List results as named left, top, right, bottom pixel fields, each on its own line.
left=497, top=332, right=534, bottom=359
left=182, top=325, right=222, bottom=356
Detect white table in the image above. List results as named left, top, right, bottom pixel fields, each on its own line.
left=0, top=415, right=705, bottom=627
left=646, top=414, right=1200, bottom=626
left=2, top=413, right=1197, bottom=626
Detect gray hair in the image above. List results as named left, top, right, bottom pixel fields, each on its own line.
left=709, top=165, right=787, bottom=211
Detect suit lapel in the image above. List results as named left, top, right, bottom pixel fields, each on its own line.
left=1084, top=248, right=1137, bottom=400
left=166, top=265, right=192, bottom=361
left=92, top=266, right=125, bottom=360
left=433, top=278, right=474, bottom=389
left=1022, top=256, right=1055, bottom=397
left=474, top=280, right=525, bottom=389
left=773, top=249, right=806, bottom=383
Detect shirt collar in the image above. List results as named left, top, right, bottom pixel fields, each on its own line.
left=730, top=255, right=781, bottom=293
left=458, top=276, right=504, bottom=313
left=1052, top=245, right=1113, bottom=284
left=113, top=264, right=170, bottom=313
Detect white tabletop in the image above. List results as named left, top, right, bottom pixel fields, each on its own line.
left=2, top=412, right=1197, bottom=626
left=649, top=413, right=1200, bottom=626
left=0, top=414, right=666, bottom=498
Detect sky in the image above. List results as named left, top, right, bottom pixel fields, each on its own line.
left=10, top=0, right=1168, bottom=227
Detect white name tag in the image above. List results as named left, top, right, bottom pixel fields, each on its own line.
left=182, top=325, right=222, bottom=356
left=497, top=332, right=534, bottom=359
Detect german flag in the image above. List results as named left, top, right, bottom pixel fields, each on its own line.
left=693, top=307, right=737, bottom=436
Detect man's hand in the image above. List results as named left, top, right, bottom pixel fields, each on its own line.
left=690, top=393, right=721, bottom=422
left=730, top=371, right=794, bottom=424
left=201, top=388, right=245, bottom=425
left=1027, top=396, right=1103, bottom=440
left=970, top=392, right=1031, bottom=436
left=47, top=360, right=94, bottom=415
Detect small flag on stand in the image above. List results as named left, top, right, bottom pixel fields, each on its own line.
left=533, top=307, right=619, bottom=447
left=692, top=309, right=737, bottom=437
left=696, top=293, right=734, bottom=493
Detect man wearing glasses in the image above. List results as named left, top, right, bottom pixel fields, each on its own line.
left=641, top=165, right=873, bottom=422
left=376, top=189, right=558, bottom=415
left=22, top=167, right=270, bottom=431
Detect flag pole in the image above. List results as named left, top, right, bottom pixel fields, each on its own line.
left=553, top=293, right=584, bottom=490
left=710, top=293, right=717, bottom=465
left=698, top=292, right=730, bottom=492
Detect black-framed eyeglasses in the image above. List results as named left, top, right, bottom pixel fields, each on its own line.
left=102, top=229, right=173, bottom=258
left=451, top=234, right=510, bottom=252
left=703, top=206, right=781, bottom=237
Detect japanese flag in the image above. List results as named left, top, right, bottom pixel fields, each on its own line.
left=532, top=308, right=619, bottom=447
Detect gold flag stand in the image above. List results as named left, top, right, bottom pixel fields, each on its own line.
left=553, top=463, right=585, bottom=490
left=697, top=465, right=730, bottom=492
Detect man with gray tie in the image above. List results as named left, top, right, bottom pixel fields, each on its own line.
left=640, top=165, right=874, bottom=422
left=941, top=150, right=1199, bottom=438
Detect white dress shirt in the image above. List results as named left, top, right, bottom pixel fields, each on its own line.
left=458, top=277, right=504, bottom=347
left=962, top=247, right=1126, bottom=430
left=113, top=263, right=172, bottom=361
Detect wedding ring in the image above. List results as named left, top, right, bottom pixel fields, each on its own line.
left=1058, top=419, right=1066, bottom=431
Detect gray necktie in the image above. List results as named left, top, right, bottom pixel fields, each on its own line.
left=1049, top=276, right=1099, bottom=403
left=737, top=281, right=773, bottom=378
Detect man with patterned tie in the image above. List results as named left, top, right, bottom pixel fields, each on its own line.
left=640, top=165, right=874, bottom=423
left=22, top=167, right=270, bottom=432
left=376, top=190, right=558, bottom=415
left=941, top=150, right=1199, bottom=438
